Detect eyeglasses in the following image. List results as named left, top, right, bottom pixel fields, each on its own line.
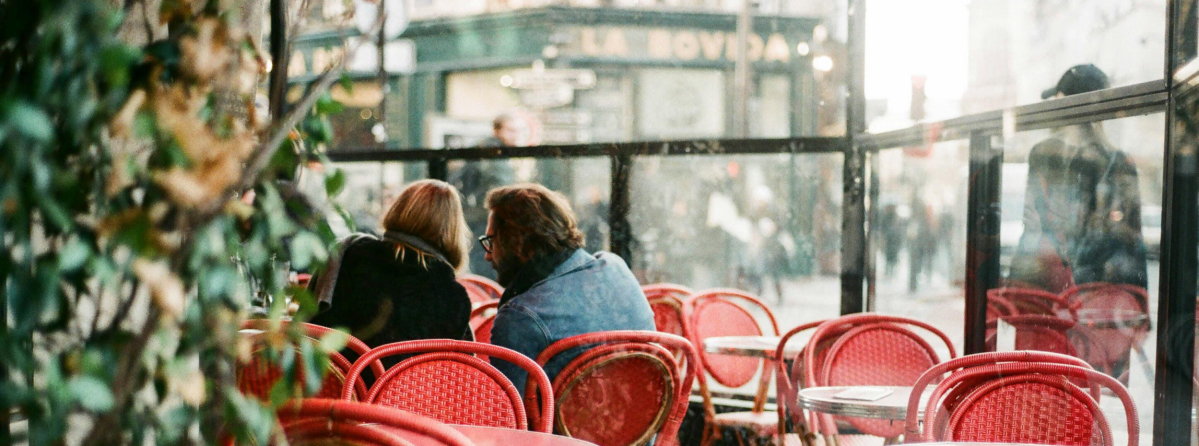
left=478, top=235, right=494, bottom=253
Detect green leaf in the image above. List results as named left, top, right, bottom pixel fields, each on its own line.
left=338, top=73, right=354, bottom=93
left=68, top=376, right=114, bottom=412
left=38, top=198, right=73, bottom=231
left=58, top=238, right=92, bottom=272
left=314, top=93, right=343, bottom=115
left=133, top=111, right=157, bottom=138
left=226, top=390, right=274, bottom=442
left=9, top=102, right=53, bottom=142
left=99, top=45, right=140, bottom=88
left=298, top=341, right=323, bottom=395
left=267, top=144, right=299, bottom=180
left=331, top=203, right=357, bottom=233
left=318, top=329, right=349, bottom=354
left=288, top=232, right=327, bottom=270
left=324, top=169, right=346, bottom=196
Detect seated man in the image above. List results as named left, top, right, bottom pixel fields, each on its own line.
left=483, top=184, right=655, bottom=392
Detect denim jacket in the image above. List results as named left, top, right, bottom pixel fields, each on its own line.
left=489, top=249, right=655, bottom=393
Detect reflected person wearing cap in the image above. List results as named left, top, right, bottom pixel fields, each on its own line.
left=1009, top=64, right=1149, bottom=295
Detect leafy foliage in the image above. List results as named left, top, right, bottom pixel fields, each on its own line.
left=0, top=1, right=352, bottom=444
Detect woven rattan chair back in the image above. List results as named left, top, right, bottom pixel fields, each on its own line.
left=688, top=289, right=779, bottom=388
left=803, top=314, right=955, bottom=438
left=531, top=331, right=699, bottom=446
left=237, top=321, right=381, bottom=401
left=1061, top=283, right=1150, bottom=376
left=458, top=274, right=503, bottom=304
left=343, top=340, right=555, bottom=433
left=903, top=352, right=1122, bottom=445
left=947, top=373, right=1108, bottom=445
left=646, top=294, right=690, bottom=360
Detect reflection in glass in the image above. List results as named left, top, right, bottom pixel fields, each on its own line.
left=630, top=153, right=842, bottom=331
left=871, top=141, right=969, bottom=354
left=331, top=162, right=428, bottom=236
left=994, top=113, right=1164, bottom=446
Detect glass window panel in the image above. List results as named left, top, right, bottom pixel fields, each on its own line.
left=629, top=153, right=843, bottom=326
left=330, top=162, right=428, bottom=235
left=870, top=141, right=970, bottom=356
left=289, top=1, right=848, bottom=149
left=447, top=157, right=611, bottom=280
left=866, top=0, right=1166, bottom=130
left=629, top=152, right=842, bottom=399
left=993, top=113, right=1164, bottom=446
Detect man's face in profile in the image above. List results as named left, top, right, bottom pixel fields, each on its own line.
left=484, top=212, right=520, bottom=285
left=495, top=119, right=520, bottom=147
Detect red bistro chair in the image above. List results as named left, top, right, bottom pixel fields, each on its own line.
left=647, top=294, right=690, bottom=351
left=687, top=289, right=781, bottom=445
left=237, top=320, right=384, bottom=401
left=908, top=356, right=1137, bottom=446
left=642, top=283, right=694, bottom=300
left=989, top=287, right=1079, bottom=319
left=459, top=274, right=503, bottom=305
left=277, top=399, right=475, bottom=446
left=526, top=331, right=699, bottom=446
left=985, top=314, right=1080, bottom=357
left=1061, top=282, right=1152, bottom=380
left=803, top=314, right=956, bottom=441
left=643, top=283, right=693, bottom=344
left=342, top=339, right=555, bottom=433
left=773, top=320, right=830, bottom=446
left=904, top=351, right=1096, bottom=442
left=469, top=302, right=500, bottom=343
left=986, top=294, right=1019, bottom=321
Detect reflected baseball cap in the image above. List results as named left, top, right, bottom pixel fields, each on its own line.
left=1042, top=64, right=1110, bottom=99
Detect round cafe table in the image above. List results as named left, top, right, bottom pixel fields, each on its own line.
left=701, top=335, right=808, bottom=359
left=701, top=335, right=812, bottom=412
left=1075, top=308, right=1151, bottom=330
left=797, top=386, right=928, bottom=421
left=382, top=424, right=597, bottom=446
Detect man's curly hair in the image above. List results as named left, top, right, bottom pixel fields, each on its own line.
left=484, top=183, right=584, bottom=262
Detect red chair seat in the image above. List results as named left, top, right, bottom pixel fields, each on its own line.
left=343, top=339, right=555, bottom=433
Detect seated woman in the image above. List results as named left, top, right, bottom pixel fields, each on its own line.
left=309, top=179, right=473, bottom=363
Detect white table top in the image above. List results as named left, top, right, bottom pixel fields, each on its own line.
left=701, top=335, right=808, bottom=359
left=797, top=386, right=929, bottom=421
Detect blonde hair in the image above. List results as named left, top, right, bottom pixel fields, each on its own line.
left=381, top=179, right=470, bottom=271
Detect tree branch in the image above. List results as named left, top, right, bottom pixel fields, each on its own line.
left=192, top=15, right=383, bottom=223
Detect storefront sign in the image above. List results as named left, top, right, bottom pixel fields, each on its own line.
left=509, top=68, right=597, bottom=89
left=519, top=84, right=575, bottom=108
left=569, top=26, right=795, bottom=64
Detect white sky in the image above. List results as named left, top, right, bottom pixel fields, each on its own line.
left=865, top=0, right=970, bottom=116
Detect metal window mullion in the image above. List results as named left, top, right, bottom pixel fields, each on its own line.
left=1152, top=1, right=1198, bottom=444
left=609, top=153, right=634, bottom=264
left=962, top=131, right=1003, bottom=355
left=842, top=0, right=868, bottom=315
